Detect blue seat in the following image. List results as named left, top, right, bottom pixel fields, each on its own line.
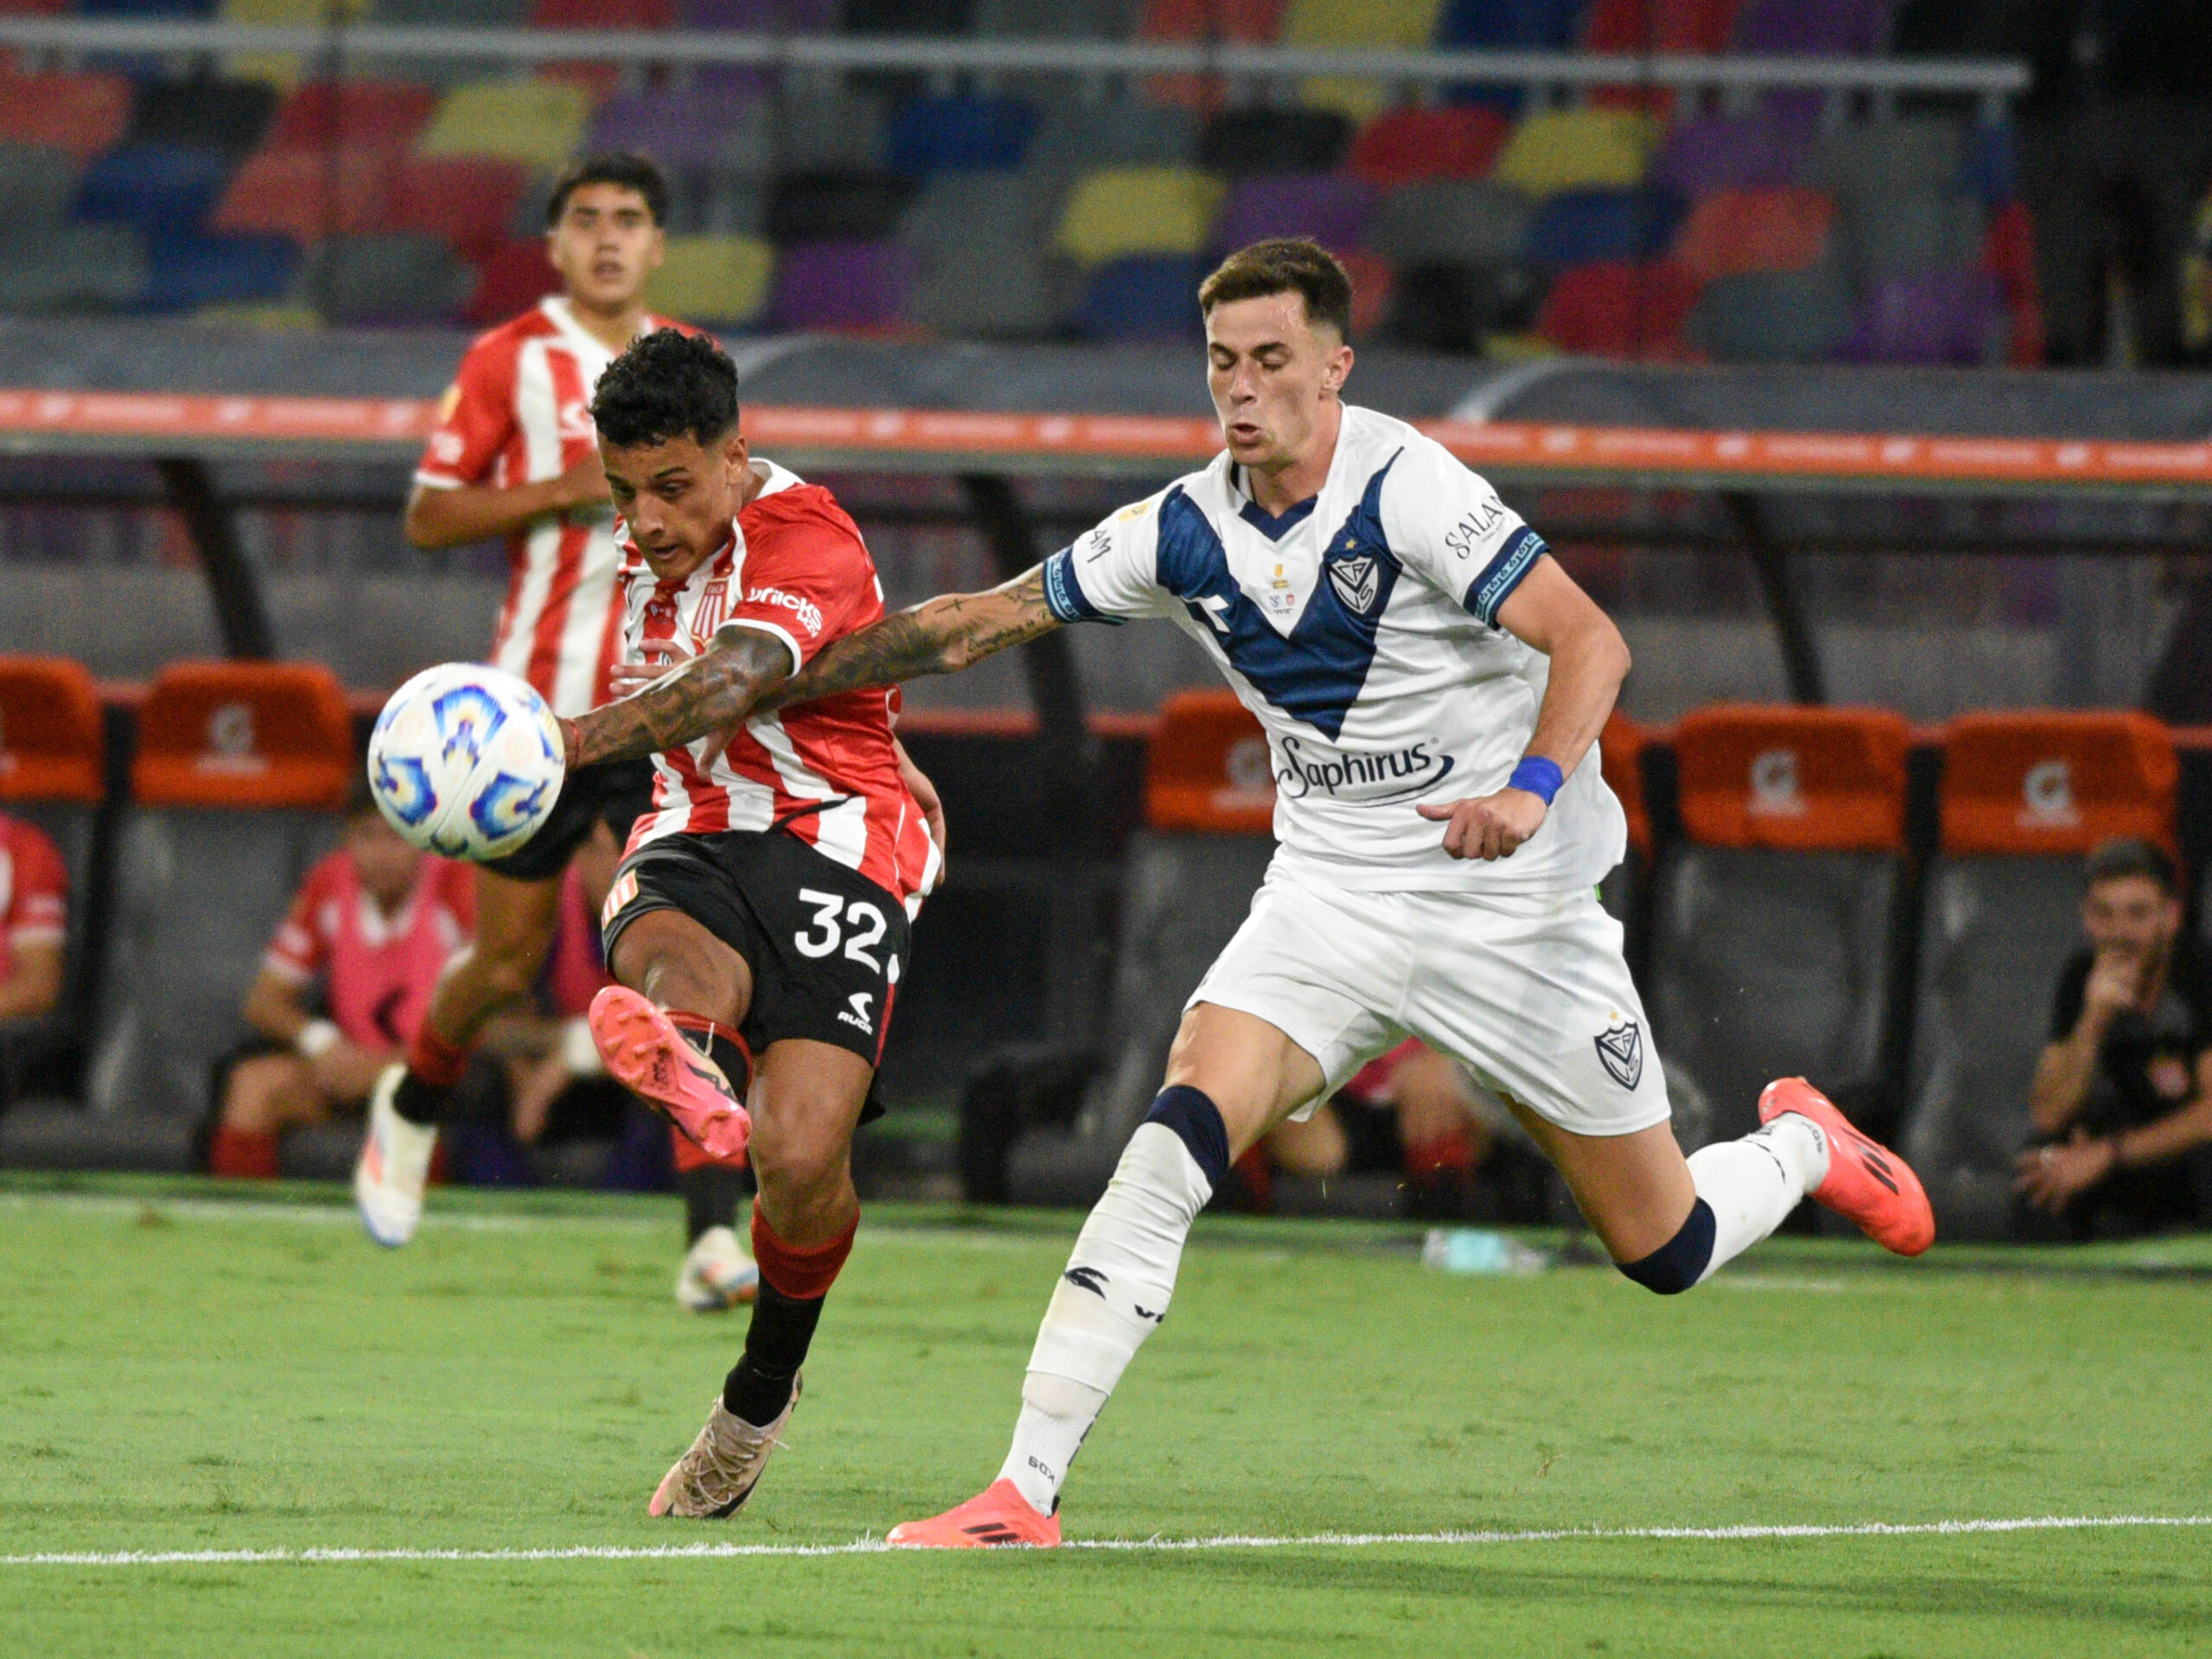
left=1435, top=0, right=1589, bottom=111
left=1524, top=186, right=1684, bottom=269
left=1075, top=253, right=1205, bottom=342
left=73, top=144, right=232, bottom=237
left=140, top=234, right=298, bottom=313
left=79, top=0, right=218, bottom=13
left=884, top=94, right=1039, bottom=178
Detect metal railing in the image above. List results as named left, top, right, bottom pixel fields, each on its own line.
left=0, top=17, right=2031, bottom=123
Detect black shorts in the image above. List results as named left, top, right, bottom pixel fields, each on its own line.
left=601, top=829, right=912, bottom=1073
left=480, top=758, right=658, bottom=884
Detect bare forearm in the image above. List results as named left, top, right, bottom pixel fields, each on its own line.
left=0, top=949, right=60, bottom=1021
left=404, top=480, right=582, bottom=550
left=1523, top=619, right=1630, bottom=779
left=2114, top=1096, right=2212, bottom=1166
left=243, top=973, right=312, bottom=1046
left=2029, top=1032, right=2102, bottom=1135
left=561, top=629, right=790, bottom=768
left=763, top=566, right=1061, bottom=712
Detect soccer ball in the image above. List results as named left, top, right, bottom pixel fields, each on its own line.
left=367, top=664, right=566, bottom=861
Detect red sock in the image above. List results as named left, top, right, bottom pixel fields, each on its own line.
left=750, top=1202, right=855, bottom=1300
left=1405, top=1128, right=1476, bottom=1179
left=671, top=1124, right=747, bottom=1173
left=405, top=1024, right=469, bottom=1090
left=1233, top=1142, right=1272, bottom=1211
left=209, top=1126, right=280, bottom=1180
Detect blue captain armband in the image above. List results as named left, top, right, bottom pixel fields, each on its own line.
left=1464, top=526, right=1548, bottom=627
left=1507, top=755, right=1562, bottom=804
left=1040, top=548, right=1112, bottom=624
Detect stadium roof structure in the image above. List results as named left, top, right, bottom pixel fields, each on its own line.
left=4, top=320, right=2209, bottom=715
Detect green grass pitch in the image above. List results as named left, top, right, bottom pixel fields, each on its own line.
left=2, top=1175, right=2208, bottom=1658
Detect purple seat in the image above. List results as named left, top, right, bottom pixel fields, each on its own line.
left=772, top=238, right=914, bottom=330
left=1834, top=270, right=2002, bottom=365
left=588, top=89, right=756, bottom=168
left=1650, top=115, right=1808, bottom=197
left=1211, top=175, right=1376, bottom=257
left=1735, top=0, right=1891, bottom=54
left=682, top=0, right=836, bottom=25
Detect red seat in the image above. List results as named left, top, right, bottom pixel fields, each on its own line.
left=1339, top=248, right=1393, bottom=338
left=1982, top=200, right=2045, bottom=368
left=1145, top=690, right=1274, bottom=836
left=1344, top=107, right=1511, bottom=189
left=1584, top=0, right=1738, bottom=53
left=1670, top=186, right=1834, bottom=283
left=534, top=0, right=673, bottom=22
left=1675, top=704, right=1911, bottom=855
left=0, top=70, right=131, bottom=162
left=464, top=238, right=562, bottom=326
left=132, top=662, right=353, bottom=812
left=0, top=656, right=101, bottom=804
left=1139, top=0, right=1286, bottom=107
left=267, top=80, right=439, bottom=156
left=387, top=157, right=532, bottom=260
left=1536, top=260, right=1702, bottom=359
left=1939, top=711, right=2176, bottom=858
left=1599, top=708, right=1651, bottom=859
left=211, top=146, right=396, bottom=241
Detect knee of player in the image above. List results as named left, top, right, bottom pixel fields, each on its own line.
left=747, top=1111, right=849, bottom=1194
left=1612, top=1198, right=1716, bottom=1296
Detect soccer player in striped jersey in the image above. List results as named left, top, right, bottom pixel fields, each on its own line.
left=353, top=153, right=751, bottom=1300
left=545, top=328, right=944, bottom=1516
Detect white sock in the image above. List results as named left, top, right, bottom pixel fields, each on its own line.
left=997, top=1122, right=1214, bottom=1514
left=1687, top=1111, right=1830, bottom=1283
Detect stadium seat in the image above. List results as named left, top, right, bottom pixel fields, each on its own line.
left=588, top=86, right=764, bottom=173
left=125, top=76, right=277, bottom=160
left=1382, top=258, right=1541, bottom=351
left=1836, top=271, right=2005, bottom=365
left=1582, top=0, right=1739, bottom=111
left=210, top=145, right=394, bottom=241
left=376, top=0, right=531, bottom=22
left=139, top=233, right=298, bottom=313
left=900, top=173, right=1062, bottom=337
left=308, top=232, right=474, bottom=324
left=386, top=156, right=532, bottom=259
left=1198, top=107, right=1354, bottom=177
left=774, top=84, right=889, bottom=175
left=1022, top=98, right=1201, bottom=217
left=645, top=233, right=775, bottom=327
left=1839, top=190, right=1986, bottom=289
left=1344, top=105, right=1511, bottom=188
left=1054, top=167, right=1226, bottom=265
left=1524, top=186, right=1685, bottom=268
left=884, top=94, right=1039, bottom=178
left=766, top=170, right=917, bottom=244
left=1138, top=0, right=1285, bottom=104
left=0, top=225, right=146, bottom=312
left=772, top=238, right=915, bottom=332
left=1684, top=262, right=1852, bottom=361
left=1804, top=118, right=1967, bottom=206
left=72, top=144, right=234, bottom=238
left=58, top=664, right=350, bottom=1169
left=1211, top=173, right=1376, bottom=257
left=971, top=0, right=1135, bottom=36
left=683, top=0, right=839, bottom=28
left=1648, top=113, right=1808, bottom=198
left=461, top=238, right=563, bottom=327
left=1433, top=0, right=1586, bottom=111
left=1668, top=185, right=1834, bottom=283
left=534, top=0, right=672, bottom=23
left=1491, top=108, right=1656, bottom=197
left=1075, top=252, right=1205, bottom=340
left=79, top=0, right=217, bottom=16
left=1649, top=705, right=1912, bottom=1146
left=1282, top=0, right=1447, bottom=121
left=1365, top=178, right=1532, bottom=269
left=266, top=79, right=441, bottom=156
left=416, top=79, right=594, bottom=170
left=0, top=658, right=106, bottom=1116
left=216, top=0, right=374, bottom=90
left=1982, top=200, right=2046, bottom=367
left=0, top=144, right=82, bottom=233
left=1535, top=259, right=1700, bottom=357
left=1903, top=712, right=2178, bottom=1241
left=0, top=70, right=133, bottom=162
left=1597, top=705, right=1649, bottom=929
left=965, top=690, right=1279, bottom=1207
left=1735, top=0, right=1891, bottom=57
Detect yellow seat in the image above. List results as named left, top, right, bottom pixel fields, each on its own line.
left=1283, top=0, right=1446, bottom=122
left=647, top=237, right=775, bottom=326
left=1491, top=108, right=1656, bottom=196
left=416, top=79, right=595, bottom=169
left=1054, top=168, right=1227, bottom=266
left=219, top=0, right=373, bottom=87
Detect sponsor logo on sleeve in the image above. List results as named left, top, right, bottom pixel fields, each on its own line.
left=1443, top=497, right=1505, bottom=562
left=744, top=585, right=823, bottom=636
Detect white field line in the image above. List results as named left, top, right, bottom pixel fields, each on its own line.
left=5, top=1514, right=2205, bottom=1568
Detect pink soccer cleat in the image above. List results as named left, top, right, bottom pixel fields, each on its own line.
left=588, top=986, right=751, bottom=1162
left=1759, top=1077, right=1935, bottom=1256
left=886, top=1479, right=1063, bottom=1548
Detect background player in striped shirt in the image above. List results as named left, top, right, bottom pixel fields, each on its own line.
left=543, top=329, right=944, bottom=1517
left=0, top=809, right=66, bottom=1023
left=353, top=153, right=753, bottom=1298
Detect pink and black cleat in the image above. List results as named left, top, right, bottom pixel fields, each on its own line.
left=1759, top=1077, right=1934, bottom=1256
left=588, top=985, right=752, bottom=1162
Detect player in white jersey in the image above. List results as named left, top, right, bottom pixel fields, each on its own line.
left=353, top=155, right=753, bottom=1302
left=745, top=239, right=1937, bottom=1547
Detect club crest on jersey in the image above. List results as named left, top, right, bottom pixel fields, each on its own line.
left=1594, top=1019, right=1643, bottom=1090
left=695, top=578, right=729, bottom=636
left=1327, top=554, right=1381, bottom=615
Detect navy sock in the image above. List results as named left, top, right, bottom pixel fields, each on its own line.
left=1142, top=1084, right=1230, bottom=1189
left=1617, top=1198, right=1717, bottom=1295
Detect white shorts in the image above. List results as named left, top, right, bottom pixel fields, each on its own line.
left=1188, top=864, right=1671, bottom=1139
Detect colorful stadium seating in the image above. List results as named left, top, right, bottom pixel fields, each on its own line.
left=416, top=79, right=594, bottom=170
left=1491, top=107, right=1656, bottom=196
left=647, top=233, right=776, bottom=327
left=1055, top=166, right=1226, bottom=265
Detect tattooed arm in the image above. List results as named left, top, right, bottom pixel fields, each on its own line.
left=557, top=627, right=791, bottom=769
left=760, top=565, right=1062, bottom=713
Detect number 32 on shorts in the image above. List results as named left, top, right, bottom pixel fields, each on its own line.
left=793, top=887, right=894, bottom=977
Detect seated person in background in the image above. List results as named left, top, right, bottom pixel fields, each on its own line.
left=2017, top=838, right=2212, bottom=1236
left=0, top=810, right=67, bottom=1022
left=210, top=784, right=473, bottom=1179
left=1262, top=1039, right=1497, bottom=1219
left=469, top=819, right=758, bottom=1312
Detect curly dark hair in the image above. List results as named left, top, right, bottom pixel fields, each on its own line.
left=545, top=149, right=669, bottom=227
left=589, top=328, right=740, bottom=451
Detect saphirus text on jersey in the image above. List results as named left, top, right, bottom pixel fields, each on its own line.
left=1274, top=734, right=1450, bottom=801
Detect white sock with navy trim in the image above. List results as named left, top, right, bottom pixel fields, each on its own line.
left=1687, top=1112, right=1829, bottom=1283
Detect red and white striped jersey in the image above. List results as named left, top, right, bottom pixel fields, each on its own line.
left=414, top=296, right=693, bottom=718
left=620, top=461, right=943, bottom=915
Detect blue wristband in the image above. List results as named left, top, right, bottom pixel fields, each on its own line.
left=1507, top=755, right=1563, bottom=805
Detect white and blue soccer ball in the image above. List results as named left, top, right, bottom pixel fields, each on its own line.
left=367, top=664, right=565, bottom=861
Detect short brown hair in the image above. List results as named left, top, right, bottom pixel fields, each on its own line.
left=2085, top=836, right=2177, bottom=895
left=1198, top=238, right=1353, bottom=340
